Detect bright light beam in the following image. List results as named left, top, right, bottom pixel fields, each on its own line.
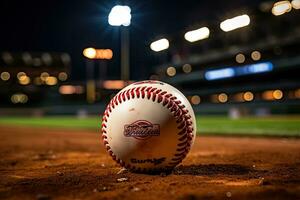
left=83, top=48, right=96, bottom=59
left=220, top=14, right=250, bottom=32
left=272, top=1, right=292, bottom=16
left=184, top=27, right=210, bottom=42
left=108, top=5, right=131, bottom=26
left=150, top=38, right=169, bottom=52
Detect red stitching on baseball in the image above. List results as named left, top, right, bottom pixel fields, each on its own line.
left=101, top=85, right=194, bottom=172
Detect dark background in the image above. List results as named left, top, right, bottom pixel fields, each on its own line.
left=0, top=0, right=261, bottom=80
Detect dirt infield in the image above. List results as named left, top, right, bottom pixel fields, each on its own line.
left=0, top=126, right=300, bottom=200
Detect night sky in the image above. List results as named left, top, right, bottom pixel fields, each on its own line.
left=0, top=0, right=260, bottom=80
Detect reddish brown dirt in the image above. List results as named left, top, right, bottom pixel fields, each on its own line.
left=0, top=125, right=300, bottom=200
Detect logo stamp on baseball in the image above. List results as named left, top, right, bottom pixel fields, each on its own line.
left=101, top=80, right=196, bottom=172
left=124, top=120, right=160, bottom=140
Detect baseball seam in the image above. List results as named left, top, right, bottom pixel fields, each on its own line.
left=101, top=86, right=194, bottom=172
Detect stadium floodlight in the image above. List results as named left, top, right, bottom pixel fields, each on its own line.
left=220, top=14, right=250, bottom=32
left=108, top=5, right=131, bottom=80
left=83, top=48, right=96, bottom=59
left=292, top=0, right=300, bottom=9
left=83, top=48, right=113, bottom=60
left=150, top=38, right=169, bottom=52
left=272, top=1, right=292, bottom=16
left=184, top=27, right=210, bottom=42
left=108, top=5, right=131, bottom=26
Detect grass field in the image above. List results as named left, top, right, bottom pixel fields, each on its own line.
left=0, top=116, right=299, bottom=136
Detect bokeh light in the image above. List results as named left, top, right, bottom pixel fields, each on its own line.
left=108, top=5, right=131, bottom=26
left=22, top=52, right=32, bottom=65
left=272, top=1, right=292, bottom=16
left=292, top=0, right=300, bottom=9
left=295, top=89, right=300, bottom=98
left=218, top=93, right=228, bottom=103
left=17, top=72, right=26, bottom=80
left=2, top=52, right=13, bottom=64
left=251, top=51, right=261, bottom=61
left=40, top=72, right=50, bottom=81
left=61, top=53, right=71, bottom=65
left=59, top=85, right=84, bottom=94
left=182, top=64, right=192, bottom=73
left=103, top=80, right=127, bottom=90
left=18, top=74, right=30, bottom=85
left=184, top=27, right=210, bottom=42
left=45, top=76, right=58, bottom=86
left=11, top=93, right=28, bottom=104
left=243, top=91, right=254, bottom=101
left=273, top=89, right=283, bottom=100
left=0, top=72, right=10, bottom=81
left=83, top=48, right=96, bottom=59
left=191, top=95, right=201, bottom=105
left=150, top=38, right=169, bottom=52
left=262, top=89, right=283, bottom=100
left=58, top=72, right=68, bottom=81
left=83, top=48, right=113, bottom=60
left=236, top=53, right=245, bottom=63
left=166, top=67, right=176, bottom=77
left=220, top=14, right=250, bottom=32
left=41, top=53, right=52, bottom=66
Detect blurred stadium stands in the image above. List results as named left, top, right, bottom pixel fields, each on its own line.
left=0, top=1, right=299, bottom=116
left=0, top=52, right=71, bottom=111
left=150, top=1, right=300, bottom=116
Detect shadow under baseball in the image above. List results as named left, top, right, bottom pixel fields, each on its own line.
left=173, top=164, right=258, bottom=176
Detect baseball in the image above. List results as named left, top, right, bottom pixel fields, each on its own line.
left=101, top=80, right=196, bottom=172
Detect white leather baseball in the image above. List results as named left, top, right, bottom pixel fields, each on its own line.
left=101, top=80, right=196, bottom=172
